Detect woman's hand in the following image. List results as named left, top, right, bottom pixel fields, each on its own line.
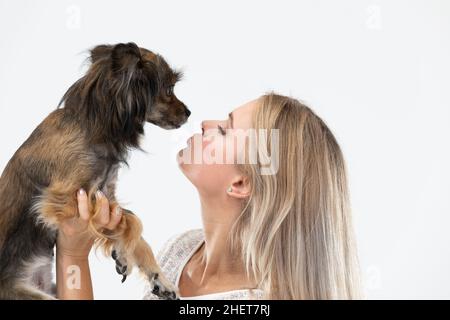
left=57, top=189, right=122, bottom=258
left=56, top=189, right=122, bottom=300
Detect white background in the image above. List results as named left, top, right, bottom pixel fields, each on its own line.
left=1, top=0, right=449, bottom=299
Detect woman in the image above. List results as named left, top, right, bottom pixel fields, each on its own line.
left=57, top=93, right=362, bottom=299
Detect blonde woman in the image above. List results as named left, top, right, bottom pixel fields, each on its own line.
left=56, top=93, right=362, bottom=299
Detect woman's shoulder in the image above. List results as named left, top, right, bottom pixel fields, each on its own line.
left=143, top=229, right=204, bottom=300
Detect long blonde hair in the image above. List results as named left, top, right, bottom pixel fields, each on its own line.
left=230, top=93, right=362, bottom=299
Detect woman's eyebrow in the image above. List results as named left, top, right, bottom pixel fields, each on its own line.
left=228, top=112, right=234, bottom=128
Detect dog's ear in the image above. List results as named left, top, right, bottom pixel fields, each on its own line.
left=110, top=42, right=142, bottom=72
left=106, top=42, right=160, bottom=143
left=89, top=44, right=113, bottom=63
left=60, top=42, right=160, bottom=149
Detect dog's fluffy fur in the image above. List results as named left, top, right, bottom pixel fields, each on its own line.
left=0, top=42, right=190, bottom=299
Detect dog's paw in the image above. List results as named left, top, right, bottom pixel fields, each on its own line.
left=149, top=272, right=179, bottom=300
left=112, top=249, right=131, bottom=283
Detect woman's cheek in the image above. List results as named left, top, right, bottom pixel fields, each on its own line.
left=184, top=134, right=235, bottom=166
left=180, top=136, right=238, bottom=193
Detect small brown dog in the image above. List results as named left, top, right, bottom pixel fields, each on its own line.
left=0, top=42, right=190, bottom=299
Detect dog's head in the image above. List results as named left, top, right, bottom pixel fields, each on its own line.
left=90, top=42, right=190, bottom=129
left=138, top=47, right=191, bottom=129
left=60, top=42, right=190, bottom=147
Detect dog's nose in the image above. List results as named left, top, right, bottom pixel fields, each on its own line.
left=185, top=108, right=191, bottom=117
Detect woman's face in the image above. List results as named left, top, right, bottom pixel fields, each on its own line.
left=177, top=99, right=259, bottom=199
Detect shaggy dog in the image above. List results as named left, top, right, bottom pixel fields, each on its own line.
left=0, top=42, right=190, bottom=299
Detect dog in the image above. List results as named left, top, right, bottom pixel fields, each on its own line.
left=0, top=42, right=190, bottom=299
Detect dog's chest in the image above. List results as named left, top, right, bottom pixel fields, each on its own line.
left=95, top=162, right=120, bottom=198
left=90, top=144, right=125, bottom=198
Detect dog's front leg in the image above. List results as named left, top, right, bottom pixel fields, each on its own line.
left=101, top=209, right=179, bottom=300
left=38, top=184, right=178, bottom=300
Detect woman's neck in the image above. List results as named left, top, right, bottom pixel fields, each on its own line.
left=189, top=193, right=254, bottom=288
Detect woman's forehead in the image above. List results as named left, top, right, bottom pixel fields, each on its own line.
left=231, top=99, right=260, bottom=129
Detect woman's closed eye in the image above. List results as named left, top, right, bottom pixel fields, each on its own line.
left=217, top=125, right=226, bottom=135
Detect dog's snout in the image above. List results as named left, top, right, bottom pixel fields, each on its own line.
left=185, top=108, right=191, bottom=117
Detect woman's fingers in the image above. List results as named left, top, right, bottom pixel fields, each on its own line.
left=105, top=204, right=122, bottom=230
left=77, top=189, right=90, bottom=222
left=95, top=190, right=110, bottom=227
left=76, top=189, right=121, bottom=231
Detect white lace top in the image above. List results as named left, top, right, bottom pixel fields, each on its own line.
left=143, top=229, right=265, bottom=300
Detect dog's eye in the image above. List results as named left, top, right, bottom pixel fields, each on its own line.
left=166, top=86, right=174, bottom=96
left=217, top=125, right=226, bottom=135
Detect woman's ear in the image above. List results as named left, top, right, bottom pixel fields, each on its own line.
left=227, top=175, right=251, bottom=199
